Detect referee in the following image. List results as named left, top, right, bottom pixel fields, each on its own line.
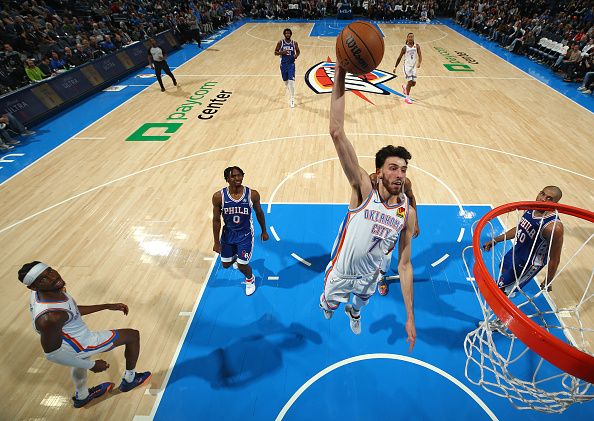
left=147, top=38, right=178, bottom=92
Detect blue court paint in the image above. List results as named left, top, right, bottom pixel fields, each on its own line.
left=154, top=204, right=592, bottom=420
left=442, top=19, right=594, bottom=113
left=310, top=20, right=384, bottom=37
left=0, top=21, right=246, bottom=184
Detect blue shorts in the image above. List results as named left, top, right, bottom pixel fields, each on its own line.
left=280, top=63, right=295, bottom=81
left=497, top=253, right=543, bottom=292
left=220, top=229, right=253, bottom=265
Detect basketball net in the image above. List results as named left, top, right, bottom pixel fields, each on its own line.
left=463, top=202, right=594, bottom=413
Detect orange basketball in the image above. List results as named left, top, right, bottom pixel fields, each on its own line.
left=336, top=21, right=384, bottom=75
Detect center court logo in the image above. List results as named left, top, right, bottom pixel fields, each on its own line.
left=305, top=58, right=401, bottom=105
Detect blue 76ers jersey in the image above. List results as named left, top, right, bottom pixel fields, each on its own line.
left=280, top=39, right=295, bottom=65
left=511, top=210, right=560, bottom=267
left=221, top=186, right=253, bottom=242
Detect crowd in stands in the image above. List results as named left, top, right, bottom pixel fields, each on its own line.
left=243, top=0, right=451, bottom=22
left=0, top=0, right=454, bottom=95
left=456, top=0, right=594, bottom=94
left=0, top=0, right=243, bottom=94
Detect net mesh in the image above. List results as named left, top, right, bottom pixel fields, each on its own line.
left=463, top=203, right=594, bottom=413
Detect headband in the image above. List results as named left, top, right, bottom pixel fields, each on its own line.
left=22, top=262, right=49, bottom=286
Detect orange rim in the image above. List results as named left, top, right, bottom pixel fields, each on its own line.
left=472, top=201, right=594, bottom=384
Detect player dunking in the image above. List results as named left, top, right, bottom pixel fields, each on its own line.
left=212, top=166, right=269, bottom=295
left=274, top=28, right=300, bottom=108
left=19, top=262, right=151, bottom=408
left=370, top=176, right=420, bottom=296
left=319, top=64, right=416, bottom=349
left=394, top=33, right=422, bottom=104
left=482, top=186, right=564, bottom=294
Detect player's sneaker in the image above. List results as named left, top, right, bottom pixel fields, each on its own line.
left=378, top=276, right=389, bottom=296
left=404, top=98, right=413, bottom=104
left=232, top=261, right=238, bottom=270
left=244, top=277, right=256, bottom=296
left=119, top=371, right=152, bottom=393
left=290, top=96, right=295, bottom=108
left=72, top=382, right=114, bottom=408
left=577, top=86, right=587, bottom=91
left=319, top=294, right=333, bottom=319
left=345, top=304, right=361, bottom=335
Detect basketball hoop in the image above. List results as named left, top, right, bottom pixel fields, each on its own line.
left=463, top=201, right=594, bottom=413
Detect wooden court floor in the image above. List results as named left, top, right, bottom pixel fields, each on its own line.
left=0, top=22, right=592, bottom=420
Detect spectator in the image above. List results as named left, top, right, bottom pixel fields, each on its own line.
left=38, top=56, right=53, bottom=76
left=49, top=50, right=67, bottom=72
left=0, top=112, right=35, bottom=150
left=24, top=58, right=46, bottom=81
left=101, top=34, right=116, bottom=53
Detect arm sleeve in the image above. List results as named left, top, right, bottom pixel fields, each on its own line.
left=45, top=348, right=94, bottom=369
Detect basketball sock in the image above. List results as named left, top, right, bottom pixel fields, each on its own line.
left=352, top=295, right=367, bottom=313
left=124, top=369, right=136, bottom=383
left=246, top=275, right=255, bottom=283
left=287, top=80, right=295, bottom=97
left=72, top=367, right=89, bottom=400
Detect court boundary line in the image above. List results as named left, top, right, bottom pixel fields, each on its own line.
left=275, top=353, right=499, bottom=420
left=140, top=255, right=219, bottom=420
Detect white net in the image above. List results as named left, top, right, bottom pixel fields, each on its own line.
left=463, top=203, right=594, bottom=413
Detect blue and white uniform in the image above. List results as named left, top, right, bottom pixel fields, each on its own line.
left=322, top=189, right=409, bottom=310
left=220, top=186, right=254, bottom=265
left=30, top=291, right=118, bottom=358
left=498, top=210, right=560, bottom=291
left=279, top=39, right=296, bottom=81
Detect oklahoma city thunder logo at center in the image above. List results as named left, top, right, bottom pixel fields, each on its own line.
left=305, top=57, right=401, bottom=105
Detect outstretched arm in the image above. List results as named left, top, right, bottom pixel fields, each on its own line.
left=330, top=65, right=371, bottom=207
left=482, top=226, right=518, bottom=251
left=398, top=207, right=416, bottom=352
left=251, top=189, right=269, bottom=241
left=78, top=303, right=128, bottom=316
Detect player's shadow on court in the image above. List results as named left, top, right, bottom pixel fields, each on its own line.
left=369, top=314, right=470, bottom=349
left=167, top=315, right=322, bottom=389
left=380, top=240, right=478, bottom=324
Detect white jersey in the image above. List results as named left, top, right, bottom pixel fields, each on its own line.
left=330, top=188, right=409, bottom=276
left=30, top=291, right=91, bottom=348
left=404, top=43, right=418, bottom=68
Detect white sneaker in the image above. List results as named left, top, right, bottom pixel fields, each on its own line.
left=232, top=261, right=238, bottom=270
left=319, top=294, right=333, bottom=320
left=577, top=86, right=587, bottom=91
left=290, top=97, right=295, bottom=108
left=344, top=304, right=361, bottom=335
left=244, top=277, right=256, bottom=296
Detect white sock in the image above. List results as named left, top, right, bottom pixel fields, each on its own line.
left=124, top=369, right=136, bottom=383
left=72, top=367, right=89, bottom=400
left=287, top=79, right=295, bottom=97
left=246, top=275, right=255, bottom=283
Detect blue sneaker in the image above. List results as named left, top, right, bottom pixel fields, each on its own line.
left=72, top=382, right=114, bottom=408
left=119, top=371, right=152, bottom=392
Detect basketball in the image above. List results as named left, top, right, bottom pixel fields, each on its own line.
left=336, top=21, right=384, bottom=75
